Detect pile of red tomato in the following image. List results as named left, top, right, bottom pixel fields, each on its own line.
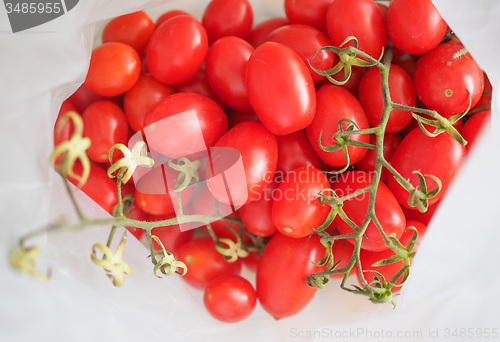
left=53, top=0, right=491, bottom=323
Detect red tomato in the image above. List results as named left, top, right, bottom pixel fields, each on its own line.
left=228, top=111, right=260, bottom=128
left=257, top=233, right=325, bottom=320
left=272, top=167, right=331, bottom=238
left=246, top=42, right=316, bottom=136
left=102, top=11, right=155, bottom=54
left=246, top=17, right=288, bottom=47
left=67, top=162, right=118, bottom=214
left=146, top=15, right=208, bottom=85
left=242, top=251, right=260, bottom=272
left=332, top=170, right=406, bottom=252
left=326, top=0, right=387, bottom=59
left=306, top=84, right=370, bottom=168
left=178, top=237, right=242, bottom=289
left=472, top=72, right=492, bottom=111
left=207, top=122, right=278, bottom=205
left=266, top=24, right=335, bottom=83
left=84, top=42, right=141, bottom=97
left=238, top=179, right=278, bottom=237
left=387, top=128, right=466, bottom=209
left=413, top=41, right=484, bottom=117
left=357, top=220, right=427, bottom=290
left=149, top=215, right=194, bottom=256
left=123, top=74, right=175, bottom=132
left=284, top=0, right=333, bottom=33
left=355, top=133, right=402, bottom=182
left=461, top=109, right=491, bottom=152
left=82, top=100, right=129, bottom=164
left=67, top=84, right=117, bottom=114
left=144, top=92, right=228, bottom=159
left=202, top=0, right=253, bottom=44
left=387, top=0, right=447, bottom=55
left=156, top=10, right=190, bottom=28
left=204, top=274, right=257, bottom=323
left=206, top=36, right=254, bottom=112
left=275, top=130, right=322, bottom=175
left=357, top=64, right=415, bottom=132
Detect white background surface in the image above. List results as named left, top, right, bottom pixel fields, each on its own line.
left=0, top=1, right=499, bottom=341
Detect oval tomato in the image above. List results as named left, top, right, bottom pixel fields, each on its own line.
left=387, top=128, right=466, bottom=209
left=275, top=130, right=322, bottom=175
left=413, top=41, right=484, bottom=117
left=246, top=17, right=289, bottom=47
left=156, top=10, right=190, bottom=28
left=177, top=237, right=242, bottom=289
left=257, top=233, right=325, bottom=320
left=146, top=15, right=208, bottom=85
left=284, top=0, right=333, bottom=33
left=207, top=122, right=278, bottom=205
left=206, top=36, right=254, bottom=112
left=102, top=11, right=155, bottom=54
left=246, top=41, right=316, bottom=136
left=204, top=274, right=257, bottom=323
left=326, top=0, right=387, bottom=59
left=332, top=170, right=406, bottom=252
left=306, top=84, right=370, bottom=168
left=272, top=167, right=331, bottom=238
left=202, top=0, right=253, bottom=44
left=84, top=42, right=141, bottom=97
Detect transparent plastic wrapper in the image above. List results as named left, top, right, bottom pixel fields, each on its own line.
left=0, top=0, right=499, bottom=341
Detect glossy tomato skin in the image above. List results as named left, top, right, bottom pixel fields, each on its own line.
left=357, top=64, right=415, bottom=132
left=266, top=24, right=335, bottom=83
left=178, top=237, right=242, bottom=289
left=206, top=36, right=254, bottom=112
left=272, top=167, right=331, bottom=238
left=306, top=84, right=370, bottom=168
left=387, top=128, right=466, bottom=209
left=144, top=92, right=228, bottom=159
left=102, top=11, right=155, bottom=54
left=207, top=122, right=278, bottom=205
left=356, top=133, right=402, bottom=182
left=156, top=10, right=190, bottom=28
left=332, top=170, right=406, bottom=252
left=257, top=233, right=325, bottom=320
left=82, top=100, right=129, bottom=164
left=387, top=0, right=447, bottom=55
left=326, top=0, right=387, bottom=59
left=146, top=15, right=208, bottom=85
left=461, top=109, right=491, bottom=152
left=284, top=0, right=333, bottom=33
left=123, top=73, right=175, bottom=132
left=204, top=274, right=257, bottom=323
left=413, top=41, right=484, bottom=117
left=202, top=0, right=253, bottom=44
left=275, top=130, right=322, bottom=175
left=246, top=17, right=289, bottom=47
left=246, top=41, right=316, bottom=136
left=84, top=42, right=141, bottom=97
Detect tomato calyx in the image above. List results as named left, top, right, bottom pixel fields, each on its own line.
left=149, top=234, right=188, bottom=277
left=167, top=157, right=202, bottom=192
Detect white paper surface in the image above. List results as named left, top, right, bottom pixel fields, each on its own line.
left=1, top=1, right=499, bottom=341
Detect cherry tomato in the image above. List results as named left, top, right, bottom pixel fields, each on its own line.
left=156, top=10, right=190, bottom=28
left=202, top=0, right=253, bottom=44
left=82, top=100, right=129, bottom=164
left=326, top=0, right=387, bottom=59
left=275, top=130, right=322, bottom=175
left=284, top=0, right=333, bottom=33
left=146, top=15, right=208, bottom=85
left=144, top=92, right=228, bottom=159
left=413, top=41, right=484, bottom=117
left=355, top=133, right=402, bottom=182
left=257, top=232, right=325, bottom=320
left=207, top=122, right=278, bottom=205
left=461, top=109, right=491, bottom=152
left=206, top=36, right=254, bottom=112
left=242, top=251, right=260, bottom=273
left=228, top=111, right=260, bottom=128
left=84, top=42, right=141, bottom=97
left=123, top=73, right=175, bottom=132
left=246, top=41, right=316, bottom=136
left=332, top=170, right=406, bottom=252
left=102, top=11, right=155, bottom=54
left=357, top=64, right=415, bottom=132
left=387, top=0, right=447, bottom=55
left=204, top=274, right=257, bottom=323
left=472, top=72, right=492, bottom=111
left=67, top=84, right=117, bottom=114
left=246, top=17, right=288, bottom=47
left=306, top=84, right=370, bottom=168
left=266, top=24, right=335, bottom=83
left=177, top=237, right=242, bottom=289
left=272, top=167, right=331, bottom=238
left=387, top=128, right=466, bottom=209
left=238, top=179, right=278, bottom=237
